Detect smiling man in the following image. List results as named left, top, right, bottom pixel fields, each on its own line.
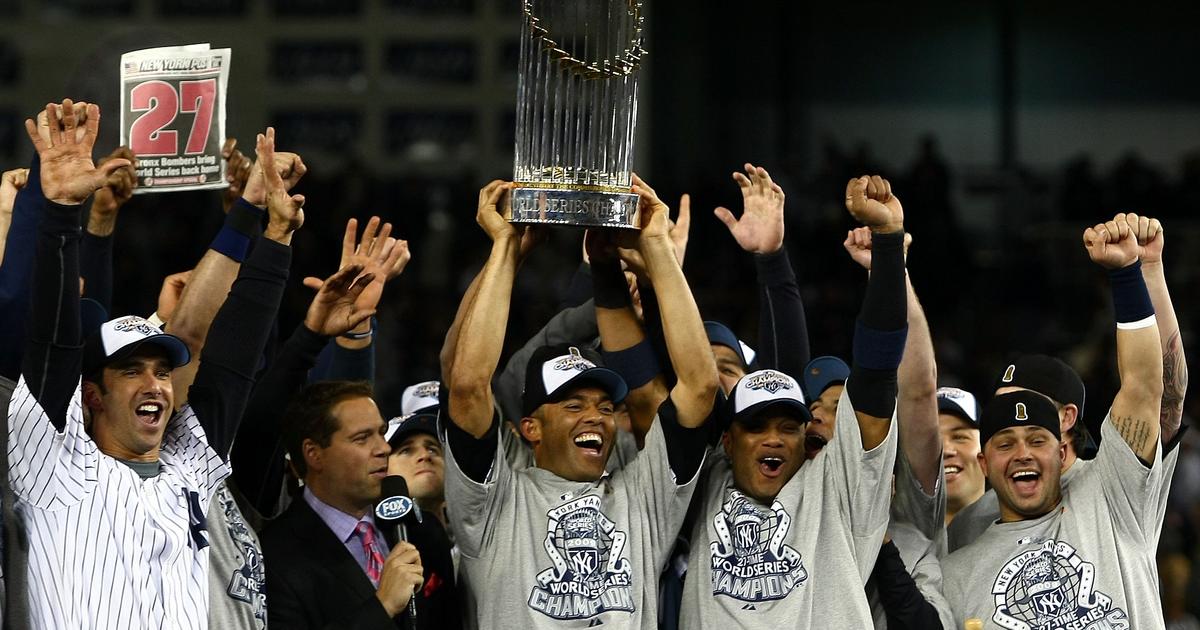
left=679, top=175, right=908, bottom=628
left=440, top=177, right=717, bottom=629
left=943, top=214, right=1170, bottom=629
left=937, top=387, right=984, bottom=525
left=8, top=105, right=298, bottom=629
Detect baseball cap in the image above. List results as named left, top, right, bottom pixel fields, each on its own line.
left=726, top=369, right=812, bottom=426
left=386, top=380, right=442, bottom=447
left=802, top=356, right=850, bottom=402
left=521, top=344, right=628, bottom=417
left=82, top=315, right=191, bottom=379
left=936, top=387, right=980, bottom=425
left=979, top=390, right=1061, bottom=447
left=705, top=321, right=748, bottom=367
left=400, top=380, right=440, bottom=418
left=993, top=355, right=1085, bottom=419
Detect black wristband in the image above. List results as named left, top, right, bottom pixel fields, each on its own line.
left=601, top=340, right=661, bottom=390
left=592, top=259, right=632, bottom=309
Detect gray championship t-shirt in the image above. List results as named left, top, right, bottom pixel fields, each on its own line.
left=445, top=416, right=700, bottom=630
left=948, top=434, right=1181, bottom=554
left=943, top=417, right=1172, bottom=630
left=679, top=387, right=898, bottom=628
left=208, top=481, right=267, bottom=629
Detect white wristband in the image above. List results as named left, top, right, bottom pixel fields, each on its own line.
left=1116, top=314, right=1156, bottom=330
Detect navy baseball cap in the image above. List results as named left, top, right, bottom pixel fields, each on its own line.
left=522, top=345, right=628, bottom=417
left=980, top=390, right=1061, bottom=447
left=82, top=315, right=191, bottom=379
left=993, top=355, right=1086, bottom=419
left=802, top=356, right=850, bottom=401
left=936, top=387, right=980, bottom=425
left=726, top=369, right=812, bottom=426
left=705, top=321, right=749, bottom=367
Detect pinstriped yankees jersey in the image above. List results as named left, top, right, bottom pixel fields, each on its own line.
left=7, top=377, right=229, bottom=629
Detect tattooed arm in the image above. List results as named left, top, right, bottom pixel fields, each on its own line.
left=1137, top=217, right=1187, bottom=444
left=1083, top=213, right=1163, bottom=463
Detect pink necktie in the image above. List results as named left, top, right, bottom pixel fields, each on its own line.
left=356, top=522, right=386, bottom=583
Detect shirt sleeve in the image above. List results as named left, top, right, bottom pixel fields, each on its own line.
left=821, top=385, right=898, bottom=574
left=494, top=300, right=598, bottom=423
left=441, top=411, right=512, bottom=559
left=6, top=377, right=99, bottom=510
left=890, top=443, right=946, bottom=546
left=1092, top=414, right=1168, bottom=542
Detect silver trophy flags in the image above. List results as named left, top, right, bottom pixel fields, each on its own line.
left=509, top=0, right=646, bottom=228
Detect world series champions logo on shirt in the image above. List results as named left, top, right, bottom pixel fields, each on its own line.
left=217, top=485, right=267, bottom=624
left=992, top=539, right=1129, bottom=630
left=710, top=490, right=807, bottom=602
left=528, top=495, right=635, bottom=620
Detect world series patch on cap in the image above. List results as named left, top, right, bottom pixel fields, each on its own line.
left=728, top=369, right=812, bottom=426
left=82, top=315, right=191, bottom=378
left=979, top=390, right=1061, bottom=447
left=522, top=344, right=628, bottom=417
left=400, top=380, right=440, bottom=417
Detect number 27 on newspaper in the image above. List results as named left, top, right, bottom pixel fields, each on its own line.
left=120, top=44, right=231, bottom=194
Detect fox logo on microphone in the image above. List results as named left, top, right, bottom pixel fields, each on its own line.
left=376, top=495, right=414, bottom=521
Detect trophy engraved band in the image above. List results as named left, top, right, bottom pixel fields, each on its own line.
left=510, top=0, right=646, bottom=228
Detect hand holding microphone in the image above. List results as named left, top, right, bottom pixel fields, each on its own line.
left=375, top=475, right=422, bottom=626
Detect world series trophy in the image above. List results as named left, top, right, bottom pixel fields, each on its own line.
left=508, top=0, right=646, bottom=228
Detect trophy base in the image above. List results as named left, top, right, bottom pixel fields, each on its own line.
left=509, top=185, right=639, bottom=229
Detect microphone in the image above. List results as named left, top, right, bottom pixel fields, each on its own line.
left=376, top=475, right=419, bottom=629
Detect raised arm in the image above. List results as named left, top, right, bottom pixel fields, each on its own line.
left=589, top=230, right=667, bottom=444
left=1134, top=214, right=1187, bottom=445
left=844, top=226, right=938, bottom=492
left=80, top=146, right=136, bottom=312
left=631, top=174, right=718, bottom=428
left=167, top=139, right=306, bottom=405
left=20, top=100, right=130, bottom=424
left=715, top=163, right=810, bottom=376
left=0, top=167, right=30, bottom=267
left=843, top=176, right=908, bottom=451
left=445, top=181, right=520, bottom=438
left=186, top=129, right=311, bottom=459
left=1083, top=213, right=1163, bottom=462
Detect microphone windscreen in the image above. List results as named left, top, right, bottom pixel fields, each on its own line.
left=381, top=475, right=410, bottom=501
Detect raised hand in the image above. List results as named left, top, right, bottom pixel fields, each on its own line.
left=91, top=146, right=138, bottom=218
left=844, top=175, right=903, bottom=234
left=631, top=173, right=672, bottom=241
left=1083, top=214, right=1141, bottom=270
left=33, top=101, right=89, bottom=147
left=303, top=263, right=377, bottom=337
left=302, top=216, right=411, bottom=315
left=843, top=226, right=913, bottom=270
left=25, top=100, right=131, bottom=206
left=257, top=128, right=304, bottom=243
left=1124, top=212, right=1164, bottom=265
left=221, top=138, right=253, bottom=213
left=714, top=163, right=785, bottom=254
left=242, top=140, right=306, bottom=209
left=476, top=179, right=516, bottom=242
left=155, top=270, right=193, bottom=323
left=0, top=168, right=29, bottom=216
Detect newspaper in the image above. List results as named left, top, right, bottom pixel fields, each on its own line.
left=119, top=44, right=231, bottom=193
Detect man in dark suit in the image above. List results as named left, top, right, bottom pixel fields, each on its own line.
left=262, top=381, right=424, bottom=629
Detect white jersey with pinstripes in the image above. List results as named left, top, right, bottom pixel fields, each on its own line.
left=7, top=377, right=229, bottom=629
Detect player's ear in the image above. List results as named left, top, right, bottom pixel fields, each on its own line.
left=81, top=380, right=104, bottom=412
left=720, top=429, right=733, bottom=459
left=1059, top=404, right=1079, bottom=434
left=519, top=416, right=541, bottom=443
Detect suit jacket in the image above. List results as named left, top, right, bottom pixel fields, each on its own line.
left=262, top=497, right=400, bottom=630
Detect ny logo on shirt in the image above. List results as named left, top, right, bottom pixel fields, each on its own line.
left=528, top=495, right=634, bottom=620
left=710, top=490, right=807, bottom=602
left=991, top=539, right=1129, bottom=630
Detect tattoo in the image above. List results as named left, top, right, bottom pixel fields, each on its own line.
left=1162, top=330, right=1188, bottom=434
left=1112, top=414, right=1154, bottom=456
